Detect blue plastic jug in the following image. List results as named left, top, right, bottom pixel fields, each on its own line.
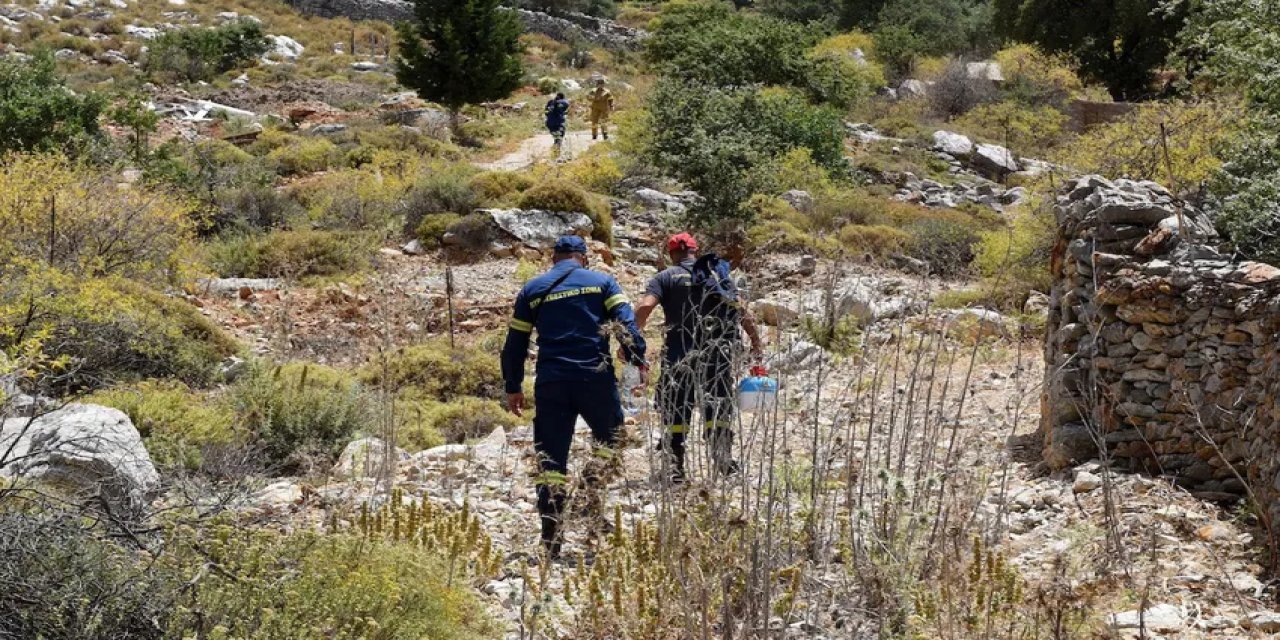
left=738, top=366, right=778, bottom=412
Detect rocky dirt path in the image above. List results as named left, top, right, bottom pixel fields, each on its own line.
left=475, top=131, right=600, bottom=171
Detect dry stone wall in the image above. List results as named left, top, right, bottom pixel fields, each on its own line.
left=1041, top=175, right=1280, bottom=535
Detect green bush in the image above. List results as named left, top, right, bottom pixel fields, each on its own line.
left=442, top=213, right=498, bottom=251
left=518, top=179, right=613, bottom=243
left=952, top=101, right=1070, bottom=157
left=0, top=52, right=104, bottom=155
left=1, top=275, right=239, bottom=391
left=266, top=137, right=342, bottom=176
left=646, top=0, right=818, bottom=89
left=206, top=230, right=372, bottom=279
left=905, top=217, right=980, bottom=277
left=164, top=527, right=494, bottom=639
left=404, top=165, right=481, bottom=234
left=229, top=362, right=371, bottom=471
left=361, top=339, right=502, bottom=401
left=396, top=394, right=519, bottom=450
left=641, top=80, right=846, bottom=226
left=469, top=170, right=534, bottom=202
left=416, top=213, right=463, bottom=248
left=144, top=19, right=270, bottom=83
left=88, top=380, right=237, bottom=470
left=838, top=224, right=912, bottom=259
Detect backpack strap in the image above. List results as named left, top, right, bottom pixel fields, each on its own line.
left=528, top=267, right=577, bottom=328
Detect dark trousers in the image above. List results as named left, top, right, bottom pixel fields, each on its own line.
left=533, top=378, right=623, bottom=545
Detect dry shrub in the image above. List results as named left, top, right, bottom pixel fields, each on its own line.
left=360, top=338, right=502, bottom=401
left=469, top=170, right=534, bottom=202
left=518, top=179, right=613, bottom=243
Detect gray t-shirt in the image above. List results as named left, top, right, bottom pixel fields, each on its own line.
left=645, top=258, right=739, bottom=363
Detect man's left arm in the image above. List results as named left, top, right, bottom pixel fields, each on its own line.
left=500, top=291, right=535, bottom=415
left=604, top=278, right=647, bottom=367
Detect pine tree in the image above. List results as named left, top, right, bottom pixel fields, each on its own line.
left=394, top=0, right=524, bottom=129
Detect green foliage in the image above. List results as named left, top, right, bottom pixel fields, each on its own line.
left=952, top=101, right=1070, bottom=156
left=88, top=380, right=236, bottom=470
left=165, top=526, right=494, bottom=639
left=0, top=273, right=239, bottom=390
left=974, top=205, right=1055, bottom=292
left=396, top=395, right=519, bottom=449
left=416, top=213, right=463, bottom=248
left=361, top=339, right=502, bottom=401
left=443, top=213, right=498, bottom=251
left=1054, top=101, right=1237, bottom=191
left=110, top=95, right=160, bottom=164
left=1178, top=1, right=1280, bottom=262
left=805, top=40, right=886, bottom=110
left=0, top=52, right=103, bottom=155
left=395, top=0, right=524, bottom=113
left=641, top=80, right=846, bottom=225
left=993, top=0, right=1186, bottom=100
left=0, top=154, right=195, bottom=284
left=993, top=44, right=1084, bottom=107
left=404, top=163, right=481, bottom=233
left=0, top=511, right=176, bottom=640
left=905, top=216, right=980, bottom=277
left=206, top=230, right=373, bottom=279
left=838, top=223, right=912, bottom=259
left=144, top=19, right=270, bottom=83
left=265, top=136, right=342, bottom=176
left=518, top=179, right=613, bottom=243
left=469, top=170, right=534, bottom=202
left=229, top=362, right=371, bottom=471
left=872, top=25, right=923, bottom=80
left=645, top=1, right=815, bottom=88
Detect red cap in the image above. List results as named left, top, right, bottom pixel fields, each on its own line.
left=666, top=232, right=698, bottom=252
left=750, top=365, right=768, bottom=377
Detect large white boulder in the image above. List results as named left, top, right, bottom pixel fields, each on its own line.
left=0, top=404, right=160, bottom=512
left=932, top=130, right=974, bottom=157
left=486, top=208, right=594, bottom=250
left=971, top=143, right=1020, bottom=178
left=266, top=34, right=304, bottom=61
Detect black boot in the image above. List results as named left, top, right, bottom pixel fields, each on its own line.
left=708, top=428, right=741, bottom=477
left=661, top=432, right=687, bottom=484
left=537, top=481, right=567, bottom=560
left=541, top=515, right=563, bottom=560
left=602, top=132, right=609, bottom=140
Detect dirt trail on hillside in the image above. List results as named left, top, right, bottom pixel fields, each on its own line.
left=475, top=130, right=599, bottom=171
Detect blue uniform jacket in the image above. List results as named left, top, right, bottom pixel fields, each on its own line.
left=501, top=260, right=647, bottom=394
left=545, top=98, right=569, bottom=129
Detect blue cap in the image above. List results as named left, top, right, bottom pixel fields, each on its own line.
left=554, top=235, right=588, bottom=254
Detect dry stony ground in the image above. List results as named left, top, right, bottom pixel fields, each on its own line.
left=197, top=247, right=1280, bottom=638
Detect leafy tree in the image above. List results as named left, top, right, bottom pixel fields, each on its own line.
left=0, top=52, right=103, bottom=155
left=144, top=19, right=270, bottom=83
left=1175, top=0, right=1280, bottom=261
left=992, top=0, right=1188, bottom=100
left=395, top=0, right=524, bottom=127
left=645, top=1, right=815, bottom=87
left=640, top=80, right=846, bottom=225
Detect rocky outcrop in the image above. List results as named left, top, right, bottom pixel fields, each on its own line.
left=284, top=0, right=646, bottom=50
left=1039, top=176, right=1280, bottom=541
left=483, top=209, right=594, bottom=250
left=752, top=276, right=922, bottom=328
left=0, top=404, right=160, bottom=513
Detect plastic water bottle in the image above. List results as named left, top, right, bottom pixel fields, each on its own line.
left=621, top=365, right=644, bottom=417
left=737, top=366, right=778, bottom=413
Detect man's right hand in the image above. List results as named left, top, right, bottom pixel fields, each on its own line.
left=506, top=392, right=525, bottom=417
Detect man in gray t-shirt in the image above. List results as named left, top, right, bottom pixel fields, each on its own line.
left=634, top=233, right=761, bottom=481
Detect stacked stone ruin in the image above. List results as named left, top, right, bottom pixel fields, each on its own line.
left=1041, top=175, right=1280, bottom=538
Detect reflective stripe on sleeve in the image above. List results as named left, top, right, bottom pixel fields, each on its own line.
left=509, top=318, right=533, bottom=332
left=604, top=294, right=628, bottom=310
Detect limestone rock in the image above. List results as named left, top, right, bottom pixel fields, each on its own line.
left=486, top=208, right=594, bottom=250
left=1043, top=422, right=1097, bottom=469
left=971, top=143, right=1019, bottom=178
left=0, top=404, right=160, bottom=513
left=334, top=437, right=409, bottom=477
left=931, top=130, right=973, bottom=158
left=1072, top=470, right=1102, bottom=493
left=266, top=34, right=304, bottom=61
left=1109, top=604, right=1183, bottom=632
left=780, top=190, right=814, bottom=213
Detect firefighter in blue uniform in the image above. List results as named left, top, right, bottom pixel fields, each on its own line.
left=501, top=235, right=647, bottom=558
